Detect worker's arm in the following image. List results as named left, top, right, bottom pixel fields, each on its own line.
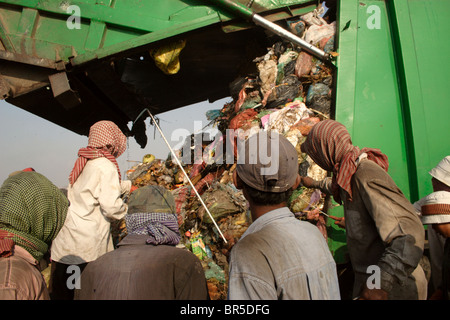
left=300, top=176, right=333, bottom=194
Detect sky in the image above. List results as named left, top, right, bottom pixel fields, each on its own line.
left=0, top=97, right=229, bottom=188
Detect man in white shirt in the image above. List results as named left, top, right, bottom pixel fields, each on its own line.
left=50, top=120, right=134, bottom=300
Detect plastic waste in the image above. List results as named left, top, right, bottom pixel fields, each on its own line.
left=191, top=232, right=208, bottom=260
left=149, top=39, right=186, bottom=75
left=204, top=261, right=226, bottom=283
left=264, top=100, right=313, bottom=133
left=142, top=154, right=155, bottom=164
left=287, top=18, right=306, bottom=37
left=257, top=59, right=278, bottom=98
left=206, top=109, right=222, bottom=121
left=264, top=75, right=302, bottom=109
left=295, top=51, right=314, bottom=78
left=290, top=116, right=321, bottom=136
left=304, top=21, right=336, bottom=46
left=276, top=50, right=299, bottom=84
left=199, top=182, right=247, bottom=224
left=306, top=82, right=332, bottom=114
left=301, top=6, right=327, bottom=26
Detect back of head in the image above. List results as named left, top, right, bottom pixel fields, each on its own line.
left=125, top=185, right=180, bottom=245
left=301, top=119, right=353, bottom=172
left=0, top=171, right=69, bottom=261
left=236, top=130, right=298, bottom=204
left=88, top=120, right=127, bottom=158
left=429, top=156, right=450, bottom=189
left=420, top=191, right=450, bottom=225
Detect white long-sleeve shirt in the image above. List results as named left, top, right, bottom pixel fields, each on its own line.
left=51, top=158, right=130, bottom=265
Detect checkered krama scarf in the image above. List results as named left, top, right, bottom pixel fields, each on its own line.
left=125, top=185, right=181, bottom=246
left=0, top=172, right=69, bottom=261
left=69, top=121, right=127, bottom=185
left=301, top=120, right=389, bottom=204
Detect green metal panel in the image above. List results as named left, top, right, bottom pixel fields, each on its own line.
left=0, top=0, right=315, bottom=66
left=387, top=0, right=450, bottom=201
left=329, top=0, right=450, bottom=264
left=335, top=0, right=410, bottom=196
left=330, top=0, right=410, bottom=264
left=329, top=0, right=411, bottom=264
left=335, top=0, right=450, bottom=203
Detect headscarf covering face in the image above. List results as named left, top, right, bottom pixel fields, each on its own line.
left=69, top=120, right=127, bottom=185
left=301, top=120, right=389, bottom=203
left=0, top=172, right=69, bottom=261
left=125, top=185, right=180, bottom=246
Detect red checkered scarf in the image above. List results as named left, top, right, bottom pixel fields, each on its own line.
left=301, top=120, right=389, bottom=204
left=0, top=230, right=15, bottom=258
left=69, top=121, right=127, bottom=185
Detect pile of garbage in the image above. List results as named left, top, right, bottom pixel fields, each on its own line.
left=115, top=5, right=336, bottom=300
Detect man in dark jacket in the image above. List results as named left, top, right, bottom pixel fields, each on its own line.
left=76, top=185, right=209, bottom=300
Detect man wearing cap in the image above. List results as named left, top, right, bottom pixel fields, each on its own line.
left=415, top=156, right=450, bottom=299
left=228, top=130, right=340, bottom=300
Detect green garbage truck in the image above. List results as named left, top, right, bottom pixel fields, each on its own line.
left=0, top=0, right=449, bottom=264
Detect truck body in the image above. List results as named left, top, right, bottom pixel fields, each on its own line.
left=1, top=0, right=449, bottom=262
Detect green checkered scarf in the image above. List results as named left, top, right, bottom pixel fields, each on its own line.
left=0, top=172, right=69, bottom=261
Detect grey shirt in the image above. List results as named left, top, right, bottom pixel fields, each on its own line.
left=228, top=207, right=340, bottom=300
left=75, top=234, right=209, bottom=300
left=312, top=158, right=427, bottom=299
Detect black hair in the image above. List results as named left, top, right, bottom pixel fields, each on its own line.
left=242, top=180, right=293, bottom=206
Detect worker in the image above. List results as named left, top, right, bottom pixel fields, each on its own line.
left=299, top=119, right=427, bottom=300
left=420, top=184, right=450, bottom=300
left=75, top=185, right=209, bottom=300
left=50, top=120, right=135, bottom=300
left=414, top=156, right=450, bottom=299
left=0, top=171, right=69, bottom=299
left=228, top=130, right=340, bottom=300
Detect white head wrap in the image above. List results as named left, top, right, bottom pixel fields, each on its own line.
left=429, top=156, right=450, bottom=187
left=420, top=191, right=450, bottom=224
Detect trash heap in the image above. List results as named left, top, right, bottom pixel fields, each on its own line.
left=116, top=6, right=337, bottom=300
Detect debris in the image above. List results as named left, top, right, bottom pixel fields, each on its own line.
left=142, top=154, right=155, bottom=164
left=149, top=39, right=186, bottom=75
left=116, top=3, right=337, bottom=300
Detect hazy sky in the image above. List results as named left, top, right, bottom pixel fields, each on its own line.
left=0, top=98, right=229, bottom=188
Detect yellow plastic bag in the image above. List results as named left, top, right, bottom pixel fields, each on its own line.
left=149, top=39, right=186, bottom=75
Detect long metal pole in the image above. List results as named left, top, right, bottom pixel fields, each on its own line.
left=252, top=14, right=331, bottom=61
left=208, top=0, right=333, bottom=61
left=135, top=109, right=228, bottom=244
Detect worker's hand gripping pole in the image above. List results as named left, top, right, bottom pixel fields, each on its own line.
left=134, top=109, right=228, bottom=244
